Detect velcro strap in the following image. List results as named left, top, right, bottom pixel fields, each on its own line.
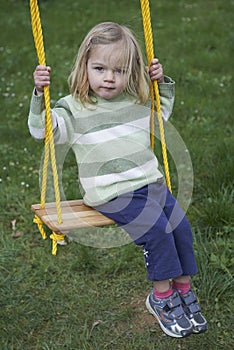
left=171, top=304, right=185, bottom=318
left=182, top=291, right=197, bottom=306
left=167, top=294, right=181, bottom=309
left=188, top=302, right=201, bottom=313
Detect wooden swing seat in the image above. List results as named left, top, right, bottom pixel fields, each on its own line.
left=31, top=200, right=115, bottom=232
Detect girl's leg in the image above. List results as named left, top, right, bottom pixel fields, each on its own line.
left=95, top=183, right=186, bottom=281
left=153, top=279, right=171, bottom=293
left=161, top=192, right=207, bottom=333
left=95, top=184, right=207, bottom=337
left=162, top=187, right=198, bottom=277
left=172, top=276, right=191, bottom=292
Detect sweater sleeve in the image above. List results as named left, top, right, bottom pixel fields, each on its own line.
left=28, top=90, right=58, bottom=141
left=157, top=75, right=175, bottom=121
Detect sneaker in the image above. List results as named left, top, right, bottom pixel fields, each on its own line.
left=180, top=290, right=208, bottom=334
left=146, top=290, right=193, bottom=338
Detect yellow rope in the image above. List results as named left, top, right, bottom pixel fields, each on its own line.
left=30, top=0, right=62, bottom=225
left=140, top=0, right=172, bottom=192
left=50, top=232, right=66, bottom=256
left=33, top=216, right=47, bottom=240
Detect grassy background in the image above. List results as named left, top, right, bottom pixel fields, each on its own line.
left=0, top=0, right=233, bottom=349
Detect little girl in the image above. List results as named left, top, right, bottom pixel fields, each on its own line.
left=28, top=22, right=207, bottom=338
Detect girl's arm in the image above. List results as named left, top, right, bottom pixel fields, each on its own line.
left=28, top=65, right=57, bottom=141
left=28, top=65, right=73, bottom=144
left=148, top=58, right=175, bottom=121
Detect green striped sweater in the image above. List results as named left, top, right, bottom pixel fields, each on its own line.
left=28, top=77, right=175, bottom=206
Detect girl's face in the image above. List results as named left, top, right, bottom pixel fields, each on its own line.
left=87, top=41, right=128, bottom=100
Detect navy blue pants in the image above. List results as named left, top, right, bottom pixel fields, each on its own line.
left=95, top=183, right=198, bottom=281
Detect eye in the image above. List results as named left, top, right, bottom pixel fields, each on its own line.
left=115, top=68, right=126, bottom=75
left=94, top=66, right=104, bottom=72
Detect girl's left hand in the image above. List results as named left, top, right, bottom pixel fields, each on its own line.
left=149, top=58, right=164, bottom=83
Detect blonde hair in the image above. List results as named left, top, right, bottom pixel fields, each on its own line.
left=68, top=22, right=150, bottom=106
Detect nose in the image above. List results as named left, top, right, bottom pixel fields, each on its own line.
left=104, top=70, right=115, bottom=82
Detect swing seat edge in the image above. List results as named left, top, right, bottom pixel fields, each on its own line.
left=31, top=200, right=115, bottom=232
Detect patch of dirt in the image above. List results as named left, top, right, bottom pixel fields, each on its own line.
left=117, top=293, right=159, bottom=335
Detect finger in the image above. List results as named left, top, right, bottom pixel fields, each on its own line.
left=36, top=65, right=51, bottom=71
left=149, top=61, right=162, bottom=70
left=34, top=66, right=51, bottom=77
left=149, top=68, right=164, bottom=81
left=151, top=58, right=159, bottom=65
left=34, top=76, right=50, bottom=86
left=149, top=65, right=162, bottom=77
left=33, top=69, right=51, bottom=85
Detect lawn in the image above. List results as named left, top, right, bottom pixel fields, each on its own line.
left=0, top=0, right=233, bottom=349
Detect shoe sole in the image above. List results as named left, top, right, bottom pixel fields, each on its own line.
left=191, top=324, right=208, bottom=334
left=145, top=295, right=192, bottom=338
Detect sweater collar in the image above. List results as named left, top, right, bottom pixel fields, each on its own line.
left=91, top=92, right=135, bottom=104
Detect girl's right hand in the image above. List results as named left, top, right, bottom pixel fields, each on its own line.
left=33, top=65, right=51, bottom=95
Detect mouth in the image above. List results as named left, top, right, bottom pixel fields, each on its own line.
left=101, top=86, right=115, bottom=90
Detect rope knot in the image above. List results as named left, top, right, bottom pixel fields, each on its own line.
left=33, top=215, right=47, bottom=239
left=50, top=232, right=66, bottom=255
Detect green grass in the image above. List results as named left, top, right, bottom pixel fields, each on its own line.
left=0, top=0, right=233, bottom=349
